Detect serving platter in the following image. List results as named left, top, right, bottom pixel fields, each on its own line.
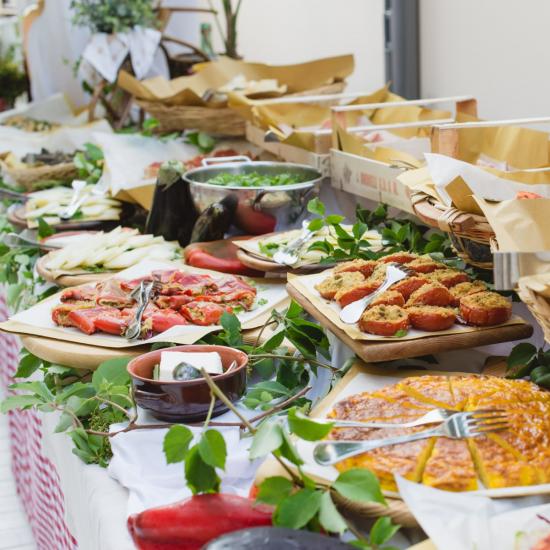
left=19, top=303, right=290, bottom=370
left=7, top=203, right=123, bottom=232
left=235, top=248, right=331, bottom=275
left=287, top=275, right=533, bottom=363
left=35, top=255, right=116, bottom=286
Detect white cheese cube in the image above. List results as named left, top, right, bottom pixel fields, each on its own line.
left=158, top=351, right=224, bottom=381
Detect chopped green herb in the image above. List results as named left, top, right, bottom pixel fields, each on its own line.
left=206, top=172, right=305, bottom=188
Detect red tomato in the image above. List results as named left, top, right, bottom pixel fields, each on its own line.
left=186, top=249, right=259, bottom=276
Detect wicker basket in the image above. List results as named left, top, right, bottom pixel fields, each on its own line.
left=517, top=275, right=550, bottom=344
left=1, top=162, right=78, bottom=191
left=137, top=82, right=346, bottom=136
left=411, top=192, right=494, bottom=269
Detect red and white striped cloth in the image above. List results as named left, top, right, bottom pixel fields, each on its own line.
left=0, top=295, right=77, bottom=550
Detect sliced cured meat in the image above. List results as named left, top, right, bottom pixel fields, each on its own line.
left=145, top=307, right=188, bottom=333
left=60, top=286, right=97, bottom=303
left=154, top=294, right=194, bottom=309
left=460, top=291, right=512, bottom=326
left=67, top=307, right=121, bottom=335
left=94, top=314, right=129, bottom=336
left=358, top=305, right=409, bottom=336
left=96, top=280, right=135, bottom=308
left=180, top=302, right=233, bottom=326
left=406, top=306, right=456, bottom=332
left=407, top=282, right=453, bottom=307
left=51, top=303, right=95, bottom=326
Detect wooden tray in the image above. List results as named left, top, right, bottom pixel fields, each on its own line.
left=20, top=319, right=289, bottom=371
left=36, top=255, right=115, bottom=287
left=287, top=284, right=533, bottom=363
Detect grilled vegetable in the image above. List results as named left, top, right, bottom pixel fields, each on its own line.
left=146, top=161, right=198, bottom=247
left=190, top=195, right=237, bottom=243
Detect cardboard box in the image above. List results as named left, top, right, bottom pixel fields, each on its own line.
left=330, top=148, right=415, bottom=214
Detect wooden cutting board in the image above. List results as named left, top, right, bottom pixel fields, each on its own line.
left=287, top=284, right=533, bottom=363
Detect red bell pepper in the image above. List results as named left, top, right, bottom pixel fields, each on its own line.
left=127, top=493, right=273, bottom=550
left=186, top=248, right=258, bottom=276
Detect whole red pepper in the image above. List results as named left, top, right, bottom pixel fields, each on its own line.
left=127, top=493, right=273, bottom=550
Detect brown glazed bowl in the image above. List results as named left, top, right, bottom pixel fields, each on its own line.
left=127, top=345, right=248, bottom=422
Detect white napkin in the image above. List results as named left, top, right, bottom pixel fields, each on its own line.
left=108, top=409, right=260, bottom=515
left=82, top=27, right=161, bottom=83
left=396, top=476, right=550, bottom=550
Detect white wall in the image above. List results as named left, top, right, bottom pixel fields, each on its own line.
left=210, top=0, right=386, bottom=93
left=420, top=0, right=550, bottom=120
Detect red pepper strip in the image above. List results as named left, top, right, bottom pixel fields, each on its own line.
left=186, top=248, right=261, bottom=276
left=127, top=493, right=273, bottom=550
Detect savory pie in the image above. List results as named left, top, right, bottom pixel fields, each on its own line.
left=328, top=375, right=550, bottom=492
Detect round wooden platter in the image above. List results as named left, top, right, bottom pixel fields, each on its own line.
left=19, top=321, right=286, bottom=371
left=236, top=248, right=333, bottom=275
left=36, top=254, right=116, bottom=287
left=7, top=203, right=121, bottom=232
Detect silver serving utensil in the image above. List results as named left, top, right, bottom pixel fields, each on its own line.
left=339, top=263, right=414, bottom=324
left=329, top=407, right=457, bottom=429
left=0, top=188, right=28, bottom=203
left=273, top=220, right=315, bottom=266
left=59, top=180, right=87, bottom=220
left=124, top=281, right=155, bottom=340
left=313, top=409, right=509, bottom=466
left=1, top=232, right=61, bottom=251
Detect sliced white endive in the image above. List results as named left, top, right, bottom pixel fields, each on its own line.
left=103, top=246, right=150, bottom=269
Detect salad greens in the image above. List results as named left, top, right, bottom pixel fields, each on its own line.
left=206, top=172, right=305, bottom=188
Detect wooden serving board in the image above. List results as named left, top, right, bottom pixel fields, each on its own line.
left=287, top=284, right=533, bottom=363
left=36, top=255, right=116, bottom=287
left=19, top=313, right=290, bottom=371
left=236, top=248, right=332, bottom=275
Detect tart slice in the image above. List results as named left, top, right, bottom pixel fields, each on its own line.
left=422, top=438, right=478, bottom=491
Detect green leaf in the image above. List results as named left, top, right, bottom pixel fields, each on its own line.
left=274, top=489, right=322, bottom=529
left=252, top=358, right=275, bottom=379
left=276, top=429, right=303, bottom=466
left=55, top=411, right=74, bottom=433
left=197, top=132, right=216, bottom=153
left=530, top=366, right=550, bottom=388
left=37, top=217, right=55, bottom=238
left=142, top=118, right=160, bottom=131
left=10, top=381, right=53, bottom=402
left=318, top=491, right=347, bottom=534
left=370, top=516, right=400, bottom=545
left=0, top=394, right=43, bottom=413
left=256, top=476, right=293, bottom=505
left=353, top=222, right=368, bottom=240
left=185, top=445, right=220, bottom=494
left=308, top=218, right=324, bottom=232
left=326, top=214, right=345, bottom=225
left=285, top=301, right=303, bottom=319
left=198, top=430, right=227, bottom=469
left=333, top=469, right=386, bottom=505
left=220, top=312, right=242, bottom=346
left=163, top=425, right=193, bottom=464
left=287, top=408, right=333, bottom=441
left=307, top=197, right=325, bottom=216
left=249, top=419, right=284, bottom=459
left=261, top=330, right=285, bottom=352
left=15, top=353, right=42, bottom=378
left=84, top=142, right=104, bottom=161
left=92, top=357, right=131, bottom=391
left=506, top=343, right=537, bottom=377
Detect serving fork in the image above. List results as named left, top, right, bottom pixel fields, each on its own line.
left=313, top=409, right=509, bottom=466
left=339, top=263, right=415, bottom=324
left=60, top=180, right=87, bottom=221
left=124, top=280, right=163, bottom=340
left=328, top=407, right=457, bottom=429
left=273, top=220, right=316, bottom=266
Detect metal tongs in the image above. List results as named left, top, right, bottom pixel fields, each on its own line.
left=124, top=281, right=156, bottom=341
left=272, top=220, right=316, bottom=267
left=59, top=180, right=87, bottom=221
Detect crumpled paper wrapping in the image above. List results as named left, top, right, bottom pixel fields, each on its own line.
left=118, top=55, right=354, bottom=106
left=397, top=476, right=550, bottom=550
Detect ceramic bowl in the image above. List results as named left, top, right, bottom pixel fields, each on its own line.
left=127, top=344, right=248, bottom=422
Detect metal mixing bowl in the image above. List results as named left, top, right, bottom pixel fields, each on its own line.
left=183, top=156, right=323, bottom=234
